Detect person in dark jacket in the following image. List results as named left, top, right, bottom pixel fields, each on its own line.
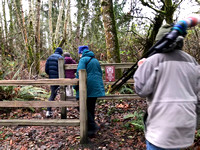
left=75, top=45, right=105, bottom=136
left=63, top=52, right=76, bottom=96
left=45, top=47, right=63, bottom=117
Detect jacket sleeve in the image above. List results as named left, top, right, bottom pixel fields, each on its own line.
left=196, top=66, right=200, bottom=129
left=133, top=60, right=157, bottom=97
left=45, top=59, right=49, bottom=75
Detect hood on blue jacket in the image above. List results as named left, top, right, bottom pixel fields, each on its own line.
left=55, top=47, right=63, bottom=55
left=82, top=49, right=95, bottom=58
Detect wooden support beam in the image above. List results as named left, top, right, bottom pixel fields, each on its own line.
left=58, top=58, right=67, bottom=119
left=0, top=79, right=79, bottom=86
left=0, top=119, right=80, bottom=126
left=79, top=69, right=88, bottom=144
left=0, top=101, right=78, bottom=107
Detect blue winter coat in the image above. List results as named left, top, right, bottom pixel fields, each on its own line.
left=45, top=48, right=63, bottom=79
left=75, top=49, right=105, bottom=98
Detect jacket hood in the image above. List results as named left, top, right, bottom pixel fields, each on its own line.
left=82, top=49, right=95, bottom=58
left=78, top=45, right=89, bottom=54
left=55, top=47, right=63, bottom=55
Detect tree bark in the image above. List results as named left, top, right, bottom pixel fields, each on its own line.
left=35, top=0, right=41, bottom=75
left=101, top=0, right=121, bottom=78
left=7, top=0, right=14, bottom=57
left=53, top=0, right=65, bottom=47
left=14, top=0, right=30, bottom=67
left=48, top=0, right=53, bottom=53
left=2, top=0, right=8, bottom=54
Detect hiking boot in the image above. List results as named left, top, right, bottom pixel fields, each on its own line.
left=46, top=111, right=53, bottom=118
left=88, top=124, right=100, bottom=137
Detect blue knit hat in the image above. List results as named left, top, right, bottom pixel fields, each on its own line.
left=55, top=47, right=63, bottom=55
left=78, top=45, right=89, bottom=54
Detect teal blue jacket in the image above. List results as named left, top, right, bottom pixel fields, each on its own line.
left=75, top=49, right=105, bottom=98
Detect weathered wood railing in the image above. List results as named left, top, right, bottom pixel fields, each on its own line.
left=0, top=59, right=141, bottom=144
left=0, top=70, right=88, bottom=144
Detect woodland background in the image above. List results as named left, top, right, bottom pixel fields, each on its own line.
left=0, top=0, right=200, bottom=149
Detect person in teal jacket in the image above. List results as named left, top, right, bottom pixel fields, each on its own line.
left=75, top=45, right=105, bottom=136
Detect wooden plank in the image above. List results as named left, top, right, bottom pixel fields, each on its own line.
left=65, top=63, right=135, bottom=70
left=0, top=119, right=80, bottom=126
left=0, top=101, right=78, bottom=107
left=0, top=79, right=79, bottom=86
left=58, top=58, right=67, bottom=119
left=65, top=94, right=143, bottom=101
left=99, top=94, right=144, bottom=100
left=79, top=70, right=88, bottom=144
left=100, top=63, right=135, bottom=69
left=104, top=79, right=134, bottom=84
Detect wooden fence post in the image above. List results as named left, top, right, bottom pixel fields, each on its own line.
left=58, top=58, right=66, bottom=119
left=79, top=69, right=88, bottom=144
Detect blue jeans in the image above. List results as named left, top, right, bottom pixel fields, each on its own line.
left=146, top=140, right=180, bottom=150
left=47, top=85, right=59, bottom=111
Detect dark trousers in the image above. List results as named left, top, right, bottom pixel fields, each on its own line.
left=87, top=97, right=97, bottom=131
left=47, top=85, right=59, bottom=111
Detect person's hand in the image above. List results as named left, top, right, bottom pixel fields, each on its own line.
left=137, top=58, right=146, bottom=67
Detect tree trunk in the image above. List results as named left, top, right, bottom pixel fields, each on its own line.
left=35, top=0, right=41, bottom=75
left=48, top=0, right=53, bottom=54
left=81, top=0, right=90, bottom=39
left=143, top=6, right=164, bottom=53
left=101, top=0, right=121, bottom=78
left=7, top=0, right=14, bottom=58
left=2, top=0, right=8, bottom=55
left=53, top=0, right=65, bottom=47
left=0, top=16, right=4, bottom=69
left=28, top=0, right=34, bottom=71
left=75, top=0, right=82, bottom=48
left=58, top=0, right=70, bottom=47
left=14, top=0, right=30, bottom=67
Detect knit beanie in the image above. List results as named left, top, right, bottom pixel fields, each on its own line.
left=55, top=47, right=63, bottom=55
left=78, top=45, right=89, bottom=54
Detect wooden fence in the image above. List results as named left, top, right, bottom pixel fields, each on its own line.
left=0, top=58, right=141, bottom=144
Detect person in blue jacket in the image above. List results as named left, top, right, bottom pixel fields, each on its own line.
left=75, top=45, right=105, bottom=136
left=45, top=47, right=63, bottom=117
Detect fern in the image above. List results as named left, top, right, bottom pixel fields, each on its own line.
left=124, top=111, right=144, bottom=131
left=17, top=86, right=49, bottom=101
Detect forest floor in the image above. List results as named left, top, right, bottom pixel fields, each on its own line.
left=0, top=97, right=200, bottom=150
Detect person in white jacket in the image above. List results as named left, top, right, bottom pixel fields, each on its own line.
left=134, top=25, right=200, bottom=150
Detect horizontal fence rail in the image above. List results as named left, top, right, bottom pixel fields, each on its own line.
left=0, top=119, right=80, bottom=126
left=65, top=62, right=135, bottom=70
left=0, top=79, right=79, bottom=86
left=65, top=94, right=143, bottom=101
left=0, top=101, right=78, bottom=107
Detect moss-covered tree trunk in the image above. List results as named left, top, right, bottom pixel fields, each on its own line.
left=28, top=0, right=34, bottom=72
left=53, top=0, right=64, bottom=47
left=14, top=0, right=30, bottom=68
left=75, top=0, right=82, bottom=49
left=2, top=0, right=8, bottom=56
left=101, top=0, right=121, bottom=79
left=48, top=0, right=53, bottom=54
left=81, top=0, right=89, bottom=39
left=7, top=0, right=14, bottom=58
left=58, top=0, right=71, bottom=48
left=35, top=0, right=41, bottom=75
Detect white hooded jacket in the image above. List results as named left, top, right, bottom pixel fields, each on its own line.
left=134, top=50, right=200, bottom=149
